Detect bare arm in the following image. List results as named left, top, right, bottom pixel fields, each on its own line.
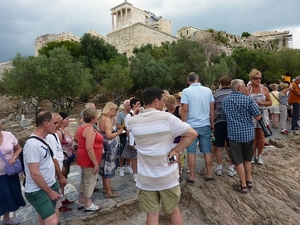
left=168, top=127, right=197, bottom=159
left=53, top=158, right=66, bottom=187
left=8, top=143, right=22, bottom=165
left=254, top=114, right=262, bottom=121
left=28, top=163, right=59, bottom=201
left=210, top=102, right=215, bottom=130
left=181, top=104, right=188, bottom=122
left=102, top=118, right=122, bottom=139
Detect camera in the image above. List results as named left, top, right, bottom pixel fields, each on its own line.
left=168, top=155, right=177, bottom=163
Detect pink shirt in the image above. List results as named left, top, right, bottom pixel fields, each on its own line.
left=0, top=131, right=18, bottom=175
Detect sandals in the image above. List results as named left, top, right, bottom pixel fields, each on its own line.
left=246, top=181, right=253, bottom=189
left=186, top=177, right=195, bottom=184
left=84, top=202, right=101, bottom=211
left=102, top=186, right=117, bottom=193
left=105, top=193, right=120, bottom=198
left=2, top=219, right=20, bottom=225
left=204, top=177, right=214, bottom=181
left=233, top=185, right=248, bottom=194
left=76, top=200, right=84, bottom=210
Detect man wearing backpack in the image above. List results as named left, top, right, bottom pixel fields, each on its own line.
left=23, top=111, right=61, bottom=225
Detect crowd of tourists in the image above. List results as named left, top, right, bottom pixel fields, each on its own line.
left=1, top=69, right=300, bottom=225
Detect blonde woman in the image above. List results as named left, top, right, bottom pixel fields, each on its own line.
left=247, top=69, right=271, bottom=164
left=98, top=102, right=123, bottom=198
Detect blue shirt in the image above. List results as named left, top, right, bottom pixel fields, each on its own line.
left=181, top=83, right=214, bottom=127
left=222, top=91, right=261, bottom=142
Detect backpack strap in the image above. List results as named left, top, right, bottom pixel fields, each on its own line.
left=29, top=136, right=54, bottom=158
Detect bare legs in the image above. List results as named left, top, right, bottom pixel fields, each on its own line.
left=235, top=161, right=252, bottom=187
left=146, top=206, right=183, bottom=225
left=253, top=128, right=264, bottom=156
left=187, top=153, right=212, bottom=180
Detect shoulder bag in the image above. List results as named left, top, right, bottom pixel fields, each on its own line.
left=0, top=150, right=23, bottom=176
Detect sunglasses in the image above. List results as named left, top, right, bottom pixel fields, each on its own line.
left=252, top=77, right=262, bottom=80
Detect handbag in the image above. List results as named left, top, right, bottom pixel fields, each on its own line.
left=0, top=151, right=23, bottom=176
left=258, top=118, right=272, bottom=137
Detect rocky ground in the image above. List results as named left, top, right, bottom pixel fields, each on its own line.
left=66, top=134, right=300, bottom=225
left=1, top=96, right=300, bottom=225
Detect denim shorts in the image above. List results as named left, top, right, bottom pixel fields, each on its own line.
left=187, top=125, right=211, bottom=154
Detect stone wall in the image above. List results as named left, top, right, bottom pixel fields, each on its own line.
left=107, top=22, right=178, bottom=57
left=34, top=32, right=80, bottom=56
left=0, top=61, right=13, bottom=78
left=177, top=26, right=291, bottom=53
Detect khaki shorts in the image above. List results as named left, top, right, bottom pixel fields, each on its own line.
left=25, top=182, right=59, bottom=220
left=138, top=185, right=181, bottom=214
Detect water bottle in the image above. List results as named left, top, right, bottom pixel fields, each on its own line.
left=211, top=132, right=216, bottom=142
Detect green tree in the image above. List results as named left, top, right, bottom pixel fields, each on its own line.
left=38, top=40, right=82, bottom=58
left=0, top=47, right=93, bottom=112
left=79, top=33, right=120, bottom=71
left=129, top=52, right=173, bottom=97
left=241, top=32, right=251, bottom=38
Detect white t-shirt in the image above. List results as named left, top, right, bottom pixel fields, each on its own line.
left=46, top=133, right=64, bottom=170
left=125, top=110, right=135, bottom=147
left=23, top=135, right=56, bottom=193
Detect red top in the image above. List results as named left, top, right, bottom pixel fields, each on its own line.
left=76, top=124, right=103, bottom=168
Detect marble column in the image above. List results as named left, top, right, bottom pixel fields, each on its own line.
left=121, top=9, right=123, bottom=26
left=111, top=13, right=114, bottom=30
left=125, top=8, right=128, bottom=26
left=116, top=11, right=119, bottom=28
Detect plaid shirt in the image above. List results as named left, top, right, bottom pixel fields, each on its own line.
left=222, top=91, right=261, bottom=142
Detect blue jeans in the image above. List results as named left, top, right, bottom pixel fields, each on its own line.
left=291, top=103, right=300, bottom=130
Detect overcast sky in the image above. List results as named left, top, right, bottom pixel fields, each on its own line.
left=1, top=0, right=299, bottom=63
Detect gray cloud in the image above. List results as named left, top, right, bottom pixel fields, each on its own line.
left=1, top=0, right=299, bottom=62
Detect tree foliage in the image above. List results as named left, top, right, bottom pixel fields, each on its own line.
left=38, top=40, right=82, bottom=58
left=0, top=47, right=93, bottom=111
left=79, top=33, right=120, bottom=71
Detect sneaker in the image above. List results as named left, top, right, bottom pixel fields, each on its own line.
left=119, top=167, right=124, bottom=177
left=227, top=168, right=237, bottom=177
left=125, top=166, right=133, bottom=174
left=62, top=198, right=74, bottom=206
left=133, top=174, right=137, bottom=182
left=257, top=155, right=264, bottom=164
left=251, top=156, right=256, bottom=164
left=215, top=168, right=222, bottom=176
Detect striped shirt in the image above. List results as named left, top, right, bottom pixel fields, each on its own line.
left=214, top=87, right=232, bottom=125
left=127, top=108, right=190, bottom=191
left=222, top=91, right=260, bottom=142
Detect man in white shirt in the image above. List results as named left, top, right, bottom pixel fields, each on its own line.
left=127, top=87, right=197, bottom=225
left=23, top=111, right=61, bottom=225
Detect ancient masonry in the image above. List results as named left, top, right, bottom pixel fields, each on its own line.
left=0, top=1, right=294, bottom=75
left=34, top=1, right=177, bottom=58
left=33, top=1, right=292, bottom=58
